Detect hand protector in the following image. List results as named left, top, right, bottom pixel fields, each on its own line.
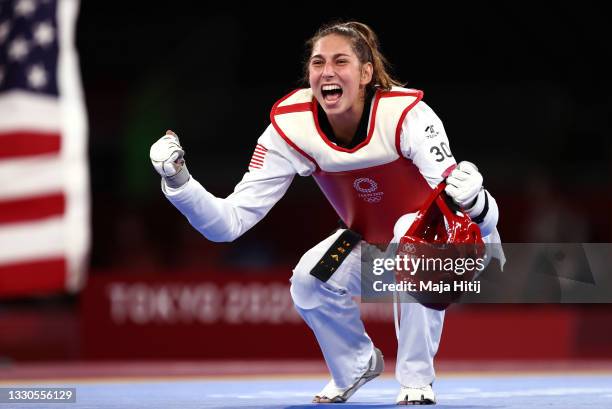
left=150, top=130, right=190, bottom=188
left=444, top=161, right=483, bottom=208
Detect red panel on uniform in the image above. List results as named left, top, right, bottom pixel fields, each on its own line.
left=314, top=158, right=433, bottom=244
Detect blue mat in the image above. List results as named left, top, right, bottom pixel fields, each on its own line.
left=2, top=373, right=612, bottom=408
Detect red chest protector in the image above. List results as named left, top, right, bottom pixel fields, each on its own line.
left=270, top=87, right=433, bottom=244
left=313, top=158, right=432, bottom=244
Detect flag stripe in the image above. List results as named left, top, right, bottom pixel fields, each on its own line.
left=0, top=131, right=61, bottom=159
left=0, top=193, right=65, bottom=224
left=0, top=258, right=66, bottom=298
left=256, top=144, right=268, bottom=151
left=250, top=158, right=264, bottom=165
left=252, top=152, right=265, bottom=160
left=0, top=91, right=62, bottom=131
left=0, top=217, right=65, bottom=264
left=0, top=155, right=64, bottom=200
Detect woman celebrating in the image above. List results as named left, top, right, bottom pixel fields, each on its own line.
left=150, top=21, right=500, bottom=405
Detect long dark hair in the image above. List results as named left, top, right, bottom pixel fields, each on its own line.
left=303, top=21, right=403, bottom=93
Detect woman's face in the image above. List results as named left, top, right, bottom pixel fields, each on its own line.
left=309, top=34, right=373, bottom=117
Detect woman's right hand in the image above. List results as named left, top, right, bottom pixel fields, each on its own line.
left=150, top=130, right=191, bottom=188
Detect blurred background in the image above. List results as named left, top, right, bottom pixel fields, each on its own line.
left=86, top=3, right=612, bottom=270
left=1, top=1, right=611, bottom=370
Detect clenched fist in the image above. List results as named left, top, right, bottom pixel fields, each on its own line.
left=150, top=130, right=190, bottom=188
left=445, top=161, right=483, bottom=209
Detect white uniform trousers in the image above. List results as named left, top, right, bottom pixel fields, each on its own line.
left=290, top=229, right=445, bottom=389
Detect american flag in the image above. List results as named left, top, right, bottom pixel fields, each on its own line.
left=0, top=0, right=89, bottom=297
left=248, top=143, right=267, bottom=170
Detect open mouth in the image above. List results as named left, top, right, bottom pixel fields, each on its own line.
left=321, top=84, right=343, bottom=103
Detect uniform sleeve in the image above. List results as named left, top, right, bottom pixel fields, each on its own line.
left=162, top=124, right=315, bottom=242
left=399, top=101, right=457, bottom=187
left=399, top=100, right=499, bottom=237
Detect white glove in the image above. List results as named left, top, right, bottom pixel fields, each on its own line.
left=444, top=161, right=483, bottom=208
left=150, top=130, right=190, bottom=188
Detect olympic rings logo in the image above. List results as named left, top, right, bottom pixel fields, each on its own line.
left=353, top=178, right=378, bottom=193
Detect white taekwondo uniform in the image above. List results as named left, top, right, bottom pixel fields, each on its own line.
left=163, top=87, right=500, bottom=389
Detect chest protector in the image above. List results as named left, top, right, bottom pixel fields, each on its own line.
left=270, top=87, right=433, bottom=244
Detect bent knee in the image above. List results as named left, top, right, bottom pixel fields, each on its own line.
left=290, top=266, right=324, bottom=310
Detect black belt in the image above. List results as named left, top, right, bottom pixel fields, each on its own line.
left=310, top=229, right=362, bottom=282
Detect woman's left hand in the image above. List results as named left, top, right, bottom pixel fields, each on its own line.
left=444, top=161, right=483, bottom=209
